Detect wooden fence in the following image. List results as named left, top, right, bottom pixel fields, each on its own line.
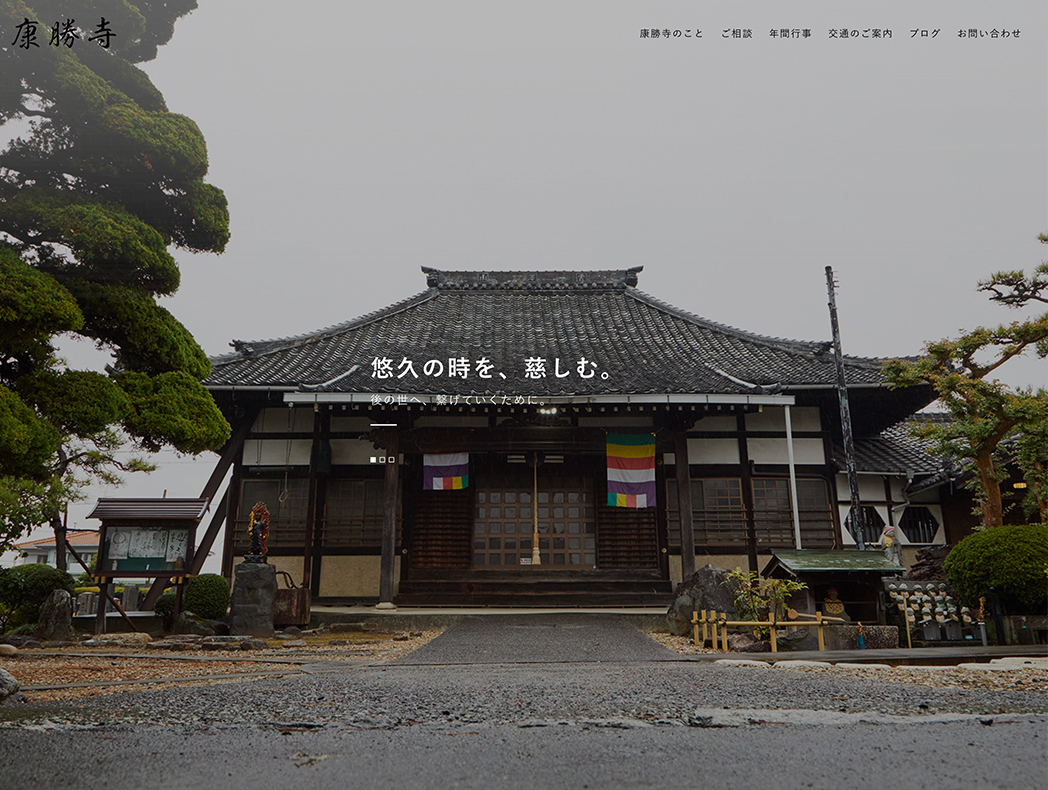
left=692, top=609, right=846, bottom=653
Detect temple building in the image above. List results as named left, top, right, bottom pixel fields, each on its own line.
left=201, top=267, right=953, bottom=607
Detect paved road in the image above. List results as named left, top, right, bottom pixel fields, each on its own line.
left=1, top=614, right=1046, bottom=790
left=397, top=613, right=681, bottom=664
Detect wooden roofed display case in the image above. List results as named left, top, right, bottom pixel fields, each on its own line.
left=87, top=498, right=210, bottom=631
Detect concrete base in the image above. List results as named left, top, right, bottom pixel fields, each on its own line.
left=229, top=562, right=277, bottom=637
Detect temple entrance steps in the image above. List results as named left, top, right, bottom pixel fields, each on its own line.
left=394, top=569, right=674, bottom=608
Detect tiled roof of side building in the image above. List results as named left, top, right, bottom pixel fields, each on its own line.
left=14, top=530, right=100, bottom=549
left=206, top=268, right=893, bottom=397
left=833, top=422, right=948, bottom=476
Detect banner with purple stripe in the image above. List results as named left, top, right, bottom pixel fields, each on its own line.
left=606, top=433, right=655, bottom=508
left=424, top=452, right=469, bottom=490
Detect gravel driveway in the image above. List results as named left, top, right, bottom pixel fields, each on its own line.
left=1, top=614, right=1045, bottom=790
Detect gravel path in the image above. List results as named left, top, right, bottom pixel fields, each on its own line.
left=3, top=615, right=1045, bottom=729
left=1, top=615, right=1045, bottom=789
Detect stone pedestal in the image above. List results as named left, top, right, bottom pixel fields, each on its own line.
left=229, top=562, right=277, bottom=637
left=37, top=589, right=73, bottom=641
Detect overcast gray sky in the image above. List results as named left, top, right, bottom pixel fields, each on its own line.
left=8, top=0, right=1047, bottom=568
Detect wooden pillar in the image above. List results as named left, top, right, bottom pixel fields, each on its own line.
left=378, top=431, right=399, bottom=606
left=94, top=581, right=108, bottom=635
left=737, top=411, right=759, bottom=572
left=654, top=453, right=670, bottom=580
left=674, top=429, right=696, bottom=580
left=304, top=406, right=329, bottom=594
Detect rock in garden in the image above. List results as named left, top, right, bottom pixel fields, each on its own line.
left=666, top=565, right=739, bottom=636
left=0, top=668, right=20, bottom=703
left=147, top=640, right=194, bottom=651
left=36, top=589, right=73, bottom=642
left=279, top=626, right=302, bottom=638
left=172, top=612, right=217, bottom=637
left=240, top=639, right=269, bottom=650
left=727, top=633, right=770, bottom=653
left=0, top=644, right=17, bottom=657
left=92, top=632, right=152, bottom=646
left=229, top=562, right=277, bottom=638
left=281, top=639, right=307, bottom=648
left=329, top=622, right=366, bottom=633
left=776, top=628, right=819, bottom=652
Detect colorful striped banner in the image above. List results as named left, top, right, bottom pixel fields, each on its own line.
left=606, top=433, right=655, bottom=508
left=424, top=452, right=469, bottom=490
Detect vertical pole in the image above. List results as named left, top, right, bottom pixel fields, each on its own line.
left=737, top=412, right=759, bottom=571
left=94, top=581, right=107, bottom=635
left=532, top=455, right=541, bottom=565
left=674, top=430, right=696, bottom=579
left=378, top=431, right=399, bottom=607
left=785, top=405, right=802, bottom=550
left=825, top=266, right=865, bottom=549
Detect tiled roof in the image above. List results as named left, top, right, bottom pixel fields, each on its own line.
left=14, top=530, right=99, bottom=549
left=830, top=413, right=968, bottom=490
left=207, top=268, right=890, bottom=397
left=763, top=550, right=904, bottom=575
left=86, top=499, right=210, bottom=521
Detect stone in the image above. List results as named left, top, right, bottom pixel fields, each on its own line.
left=775, top=627, right=819, bottom=652
left=1, top=638, right=42, bottom=650
left=773, top=660, right=832, bottom=669
left=43, top=640, right=76, bottom=648
left=76, top=592, right=97, bottom=615
left=90, top=631, right=151, bottom=646
left=727, top=633, right=771, bottom=653
left=201, top=635, right=250, bottom=643
left=665, top=565, right=740, bottom=636
left=241, top=639, right=269, bottom=650
left=281, top=639, right=307, bottom=648
left=229, top=562, right=277, bottom=638
left=83, top=636, right=150, bottom=648
left=0, top=668, right=20, bottom=704
left=714, top=658, right=770, bottom=668
left=0, top=644, right=17, bottom=657
left=906, top=546, right=950, bottom=582
left=329, top=622, right=367, bottom=633
left=147, top=640, right=199, bottom=651
left=279, top=625, right=302, bottom=638
left=0, top=635, right=35, bottom=647
left=36, top=589, right=73, bottom=642
left=172, top=612, right=216, bottom=637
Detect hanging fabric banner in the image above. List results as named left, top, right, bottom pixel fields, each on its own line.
left=424, top=452, right=469, bottom=490
left=606, top=433, right=656, bottom=508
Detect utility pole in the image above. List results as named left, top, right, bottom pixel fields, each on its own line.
left=825, top=266, right=865, bottom=549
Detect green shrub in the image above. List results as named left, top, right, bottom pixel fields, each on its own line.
left=0, top=564, right=76, bottom=630
left=945, top=524, right=1048, bottom=613
left=182, top=574, right=230, bottom=620
left=154, top=590, right=177, bottom=631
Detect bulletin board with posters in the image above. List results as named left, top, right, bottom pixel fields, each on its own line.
left=86, top=498, right=209, bottom=581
